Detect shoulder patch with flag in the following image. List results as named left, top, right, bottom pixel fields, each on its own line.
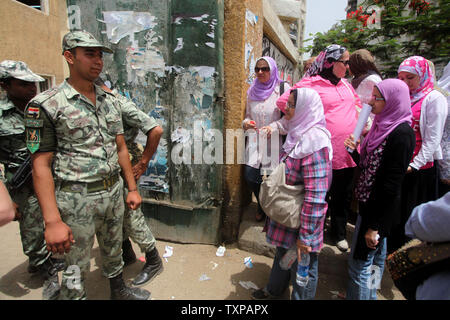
left=25, top=103, right=42, bottom=153
left=26, top=106, right=40, bottom=119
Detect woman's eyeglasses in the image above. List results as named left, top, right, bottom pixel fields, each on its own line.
left=255, top=67, right=270, bottom=73
left=337, top=60, right=350, bottom=66
left=372, top=95, right=385, bottom=101
left=285, top=102, right=296, bottom=109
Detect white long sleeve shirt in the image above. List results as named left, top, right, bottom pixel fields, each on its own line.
left=410, top=90, right=448, bottom=170
left=242, top=83, right=290, bottom=173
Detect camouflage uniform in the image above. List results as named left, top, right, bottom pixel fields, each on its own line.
left=25, top=78, right=125, bottom=300
left=0, top=163, right=5, bottom=181
left=114, top=92, right=158, bottom=253
left=0, top=61, right=50, bottom=270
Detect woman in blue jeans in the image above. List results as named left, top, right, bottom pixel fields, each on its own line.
left=344, top=79, right=415, bottom=299
left=252, top=88, right=332, bottom=300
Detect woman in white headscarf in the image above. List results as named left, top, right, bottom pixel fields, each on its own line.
left=253, top=87, right=332, bottom=300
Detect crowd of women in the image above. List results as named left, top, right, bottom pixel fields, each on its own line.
left=243, top=45, right=449, bottom=300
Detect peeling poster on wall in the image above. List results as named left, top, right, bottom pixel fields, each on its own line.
left=102, top=11, right=166, bottom=84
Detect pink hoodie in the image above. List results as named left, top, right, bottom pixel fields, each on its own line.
left=277, top=75, right=361, bottom=169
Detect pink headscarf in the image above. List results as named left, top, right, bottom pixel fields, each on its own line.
left=280, top=88, right=332, bottom=160
left=247, top=56, right=282, bottom=101
left=360, top=79, right=412, bottom=165
left=398, top=56, right=434, bottom=104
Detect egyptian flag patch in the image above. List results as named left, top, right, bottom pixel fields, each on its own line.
left=26, top=128, right=41, bottom=154
left=26, top=105, right=40, bottom=119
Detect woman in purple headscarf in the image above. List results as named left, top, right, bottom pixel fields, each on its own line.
left=343, top=79, right=415, bottom=300
left=243, top=56, right=290, bottom=221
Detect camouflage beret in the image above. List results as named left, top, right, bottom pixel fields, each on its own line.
left=0, top=60, right=44, bottom=82
left=62, top=30, right=113, bottom=54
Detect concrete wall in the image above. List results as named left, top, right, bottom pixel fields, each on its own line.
left=0, top=0, right=68, bottom=85
left=262, top=0, right=300, bottom=81
left=268, top=0, right=306, bottom=62
left=221, top=0, right=300, bottom=242
left=222, top=0, right=263, bottom=242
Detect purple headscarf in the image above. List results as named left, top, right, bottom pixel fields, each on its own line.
left=247, top=56, right=282, bottom=101
left=360, top=79, right=412, bottom=165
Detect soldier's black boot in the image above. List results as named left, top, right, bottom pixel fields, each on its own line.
left=29, top=257, right=67, bottom=274
left=110, top=273, right=150, bottom=300
left=132, top=247, right=163, bottom=286
left=39, top=258, right=61, bottom=300
left=122, top=238, right=137, bottom=266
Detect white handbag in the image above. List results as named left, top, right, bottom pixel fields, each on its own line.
left=258, top=142, right=305, bottom=229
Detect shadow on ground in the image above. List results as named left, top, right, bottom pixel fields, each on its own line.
left=0, top=261, right=42, bottom=299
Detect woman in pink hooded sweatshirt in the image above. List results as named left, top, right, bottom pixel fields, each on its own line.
left=276, top=44, right=361, bottom=252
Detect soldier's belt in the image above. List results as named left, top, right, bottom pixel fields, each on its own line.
left=59, top=173, right=120, bottom=193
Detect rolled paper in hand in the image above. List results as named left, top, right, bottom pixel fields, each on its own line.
left=347, top=103, right=373, bottom=153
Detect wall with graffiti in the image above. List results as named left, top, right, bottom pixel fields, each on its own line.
left=262, top=36, right=296, bottom=85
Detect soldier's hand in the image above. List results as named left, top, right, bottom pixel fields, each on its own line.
left=126, top=190, right=142, bottom=210
left=44, top=220, right=74, bottom=254
left=132, top=162, right=147, bottom=181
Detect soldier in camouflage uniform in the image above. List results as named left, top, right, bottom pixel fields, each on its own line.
left=96, top=78, right=164, bottom=286
left=0, top=60, right=65, bottom=299
left=24, top=31, right=150, bottom=300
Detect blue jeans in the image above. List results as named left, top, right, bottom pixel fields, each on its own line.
left=346, top=215, right=387, bottom=300
left=266, top=246, right=319, bottom=300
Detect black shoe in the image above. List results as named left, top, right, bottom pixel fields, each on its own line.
left=122, top=238, right=137, bottom=266
left=132, top=248, right=163, bottom=286
left=38, top=258, right=60, bottom=279
left=28, top=257, right=67, bottom=274
left=251, top=288, right=273, bottom=300
left=110, top=273, right=150, bottom=300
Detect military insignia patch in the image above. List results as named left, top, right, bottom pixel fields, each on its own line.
left=26, top=128, right=40, bottom=154
left=26, top=105, right=40, bottom=119
left=25, top=119, right=43, bottom=128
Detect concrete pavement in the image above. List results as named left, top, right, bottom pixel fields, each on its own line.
left=0, top=201, right=404, bottom=300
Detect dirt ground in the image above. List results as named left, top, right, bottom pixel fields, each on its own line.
left=0, top=217, right=404, bottom=301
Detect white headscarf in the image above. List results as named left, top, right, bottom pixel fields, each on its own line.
left=282, top=88, right=333, bottom=160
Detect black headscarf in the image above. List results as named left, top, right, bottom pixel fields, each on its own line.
left=305, top=44, right=347, bottom=86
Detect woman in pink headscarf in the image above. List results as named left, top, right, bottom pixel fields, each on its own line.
left=388, top=56, right=448, bottom=254
left=277, top=44, right=361, bottom=253
left=252, top=87, right=332, bottom=300
left=243, top=56, right=290, bottom=221
left=343, top=79, right=415, bottom=300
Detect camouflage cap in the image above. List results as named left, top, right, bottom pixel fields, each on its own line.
left=62, top=30, right=113, bottom=54
left=0, top=60, right=45, bottom=82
